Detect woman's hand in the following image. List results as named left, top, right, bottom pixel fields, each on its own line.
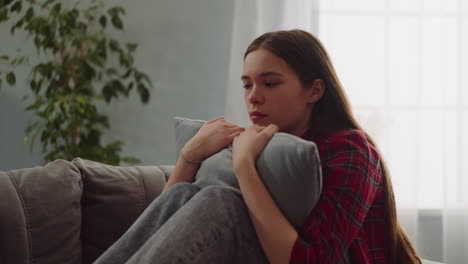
left=182, top=117, right=245, bottom=162
left=232, top=124, right=278, bottom=172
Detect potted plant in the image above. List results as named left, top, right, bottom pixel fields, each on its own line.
left=0, top=0, right=152, bottom=165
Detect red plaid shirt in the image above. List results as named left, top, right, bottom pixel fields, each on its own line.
left=291, top=129, right=388, bottom=263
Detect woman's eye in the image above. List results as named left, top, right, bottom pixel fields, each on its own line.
left=243, top=84, right=251, bottom=89
left=265, top=82, right=278, bottom=87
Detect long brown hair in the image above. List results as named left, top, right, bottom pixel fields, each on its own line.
left=245, top=29, right=422, bottom=264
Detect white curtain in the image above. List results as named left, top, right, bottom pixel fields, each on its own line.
left=225, top=1, right=468, bottom=263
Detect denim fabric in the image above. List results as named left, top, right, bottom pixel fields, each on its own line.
left=94, top=182, right=268, bottom=264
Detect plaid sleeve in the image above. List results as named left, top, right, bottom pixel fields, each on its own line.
left=290, top=131, right=382, bottom=264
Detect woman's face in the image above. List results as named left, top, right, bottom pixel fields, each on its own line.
left=242, top=48, right=317, bottom=137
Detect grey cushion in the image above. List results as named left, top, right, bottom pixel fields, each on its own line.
left=0, top=159, right=82, bottom=264
left=174, top=117, right=322, bottom=229
left=72, top=158, right=168, bottom=264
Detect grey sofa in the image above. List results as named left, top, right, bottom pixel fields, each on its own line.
left=0, top=158, right=174, bottom=264
left=0, top=158, right=444, bottom=264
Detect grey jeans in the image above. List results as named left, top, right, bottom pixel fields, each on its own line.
left=94, top=182, right=269, bottom=264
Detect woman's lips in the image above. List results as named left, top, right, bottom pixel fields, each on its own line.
left=250, top=111, right=267, bottom=121
left=251, top=115, right=265, bottom=121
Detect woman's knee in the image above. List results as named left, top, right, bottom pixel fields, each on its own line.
left=151, top=182, right=200, bottom=208
left=197, top=186, right=247, bottom=213
left=199, top=185, right=240, bottom=200
left=165, top=182, right=200, bottom=195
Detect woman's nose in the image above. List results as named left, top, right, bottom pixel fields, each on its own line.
left=248, top=86, right=264, bottom=104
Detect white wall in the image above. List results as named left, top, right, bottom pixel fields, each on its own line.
left=0, top=0, right=234, bottom=170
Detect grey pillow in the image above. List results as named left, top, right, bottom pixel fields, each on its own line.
left=174, top=117, right=322, bottom=229
left=0, top=159, right=82, bottom=264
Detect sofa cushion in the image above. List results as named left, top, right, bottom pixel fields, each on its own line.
left=0, top=159, right=83, bottom=264
left=174, top=117, right=323, bottom=229
left=72, top=158, right=168, bottom=264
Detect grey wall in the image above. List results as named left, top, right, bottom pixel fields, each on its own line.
left=0, top=0, right=234, bottom=170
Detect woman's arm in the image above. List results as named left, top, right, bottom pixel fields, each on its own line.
left=163, top=117, right=245, bottom=192
left=233, top=127, right=382, bottom=263
left=234, top=159, right=298, bottom=264
left=162, top=153, right=201, bottom=192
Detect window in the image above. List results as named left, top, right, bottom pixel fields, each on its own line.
left=318, top=0, right=468, bottom=209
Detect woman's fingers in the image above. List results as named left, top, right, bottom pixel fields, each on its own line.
left=206, top=117, right=243, bottom=130
left=252, top=125, right=265, bottom=132
left=262, top=124, right=279, bottom=137
left=226, top=130, right=243, bottom=141
left=221, top=120, right=244, bottom=130
left=224, top=127, right=245, bottom=143
left=227, top=125, right=245, bottom=134
left=206, top=116, right=224, bottom=124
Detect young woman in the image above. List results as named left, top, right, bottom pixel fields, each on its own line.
left=95, top=30, right=422, bottom=264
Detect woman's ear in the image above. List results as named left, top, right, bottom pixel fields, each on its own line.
left=306, top=79, right=325, bottom=103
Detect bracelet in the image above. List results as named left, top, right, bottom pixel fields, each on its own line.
left=180, top=151, right=203, bottom=165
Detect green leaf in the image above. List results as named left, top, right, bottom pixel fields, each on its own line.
left=116, top=6, right=126, bottom=15
left=107, top=6, right=125, bottom=17
left=9, top=1, right=21, bottom=13
left=99, top=15, right=106, bottom=28
left=52, top=3, right=61, bottom=15
left=89, top=54, right=104, bottom=68
left=122, top=156, right=140, bottom=165
left=122, top=69, right=132, bottom=79
left=87, top=4, right=100, bottom=13
left=118, top=53, right=131, bottom=67
left=62, top=9, right=78, bottom=31
left=43, top=0, right=56, bottom=7
left=25, top=98, right=45, bottom=111
left=106, top=68, right=117, bottom=76
left=76, top=95, right=86, bottom=105
left=137, top=84, right=150, bottom=103
left=112, top=79, right=126, bottom=96
left=34, top=79, right=43, bottom=94
left=13, top=18, right=23, bottom=30
left=140, top=72, right=153, bottom=87
left=102, top=84, right=114, bottom=102
left=29, top=79, right=36, bottom=91
left=1, top=0, right=14, bottom=7
left=17, top=56, right=27, bottom=65
left=96, top=115, right=109, bottom=128
left=96, top=38, right=107, bottom=56
left=33, top=63, right=54, bottom=79
left=61, top=101, right=70, bottom=117
left=78, top=22, right=87, bottom=33
left=24, top=121, right=43, bottom=152
left=126, top=43, right=137, bottom=53
left=0, top=8, right=8, bottom=23
left=126, top=82, right=134, bottom=92
left=80, top=61, right=96, bottom=80
left=34, top=36, right=40, bottom=47
left=6, top=72, right=16, bottom=85
left=0, top=55, right=8, bottom=60
left=109, top=39, right=119, bottom=52
left=21, top=136, right=29, bottom=151
left=25, top=7, right=33, bottom=21
left=111, top=15, right=123, bottom=30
